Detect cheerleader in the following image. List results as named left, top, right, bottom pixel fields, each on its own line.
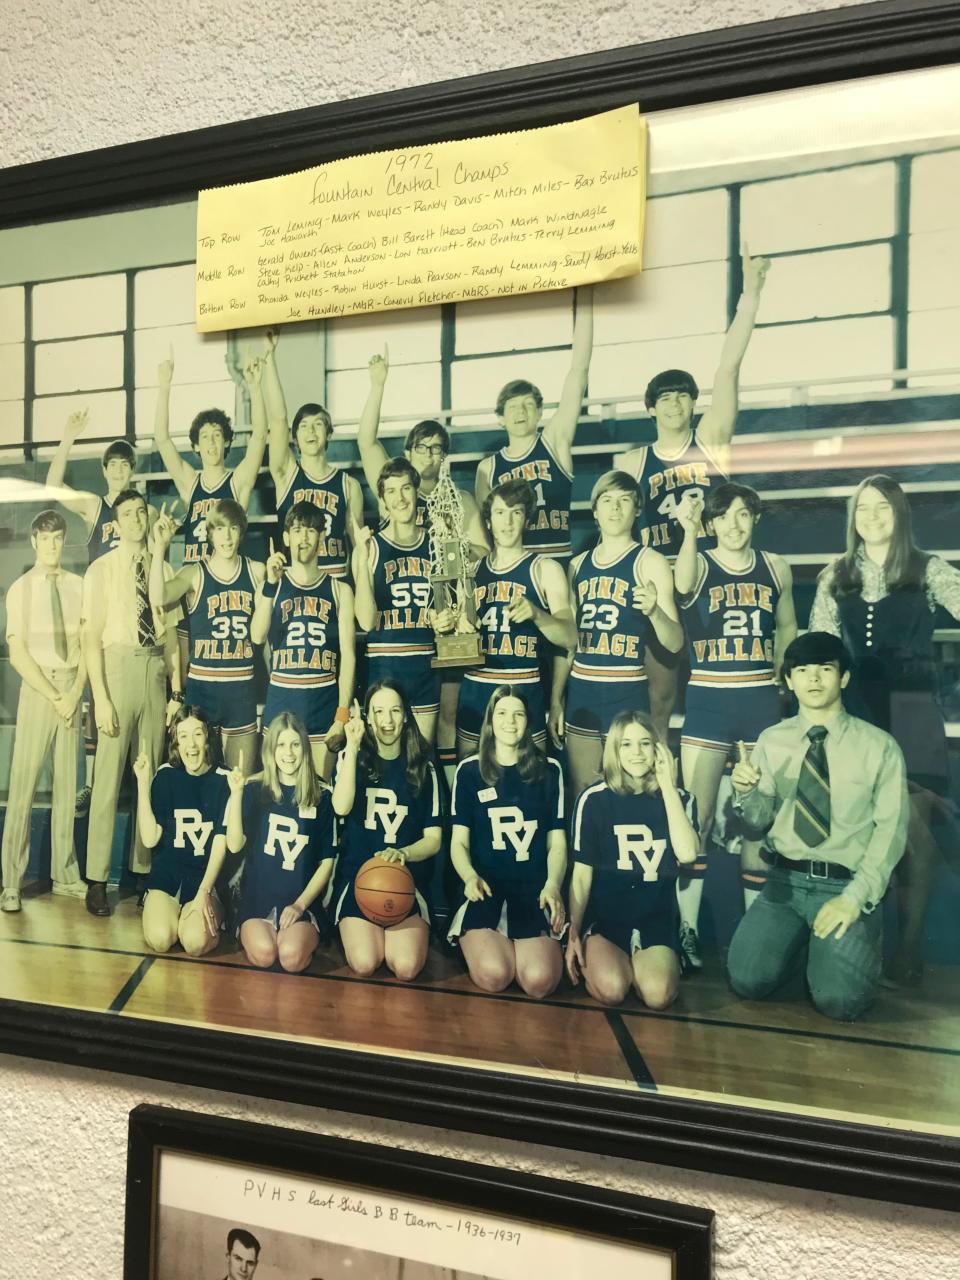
left=332, top=680, right=442, bottom=982
left=135, top=705, right=244, bottom=956
left=567, top=711, right=699, bottom=1009
left=810, top=474, right=960, bottom=986
left=237, top=712, right=336, bottom=973
left=449, top=686, right=566, bottom=1000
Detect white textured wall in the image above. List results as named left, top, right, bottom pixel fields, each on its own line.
left=2, top=2, right=959, bottom=1277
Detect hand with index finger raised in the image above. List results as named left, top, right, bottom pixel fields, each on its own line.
left=731, top=739, right=761, bottom=794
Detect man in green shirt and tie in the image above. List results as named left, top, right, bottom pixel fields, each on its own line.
left=728, top=630, right=908, bottom=1021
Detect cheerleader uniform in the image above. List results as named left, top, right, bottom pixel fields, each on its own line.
left=144, top=763, right=230, bottom=902
left=238, top=780, right=335, bottom=930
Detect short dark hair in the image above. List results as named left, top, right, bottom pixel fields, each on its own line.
left=101, top=439, right=136, bottom=468
left=226, top=1227, right=261, bottom=1257
left=291, top=402, right=333, bottom=445
left=405, top=419, right=450, bottom=454
left=31, top=509, right=67, bottom=536
left=166, top=704, right=220, bottom=770
left=481, top=478, right=536, bottom=532
left=207, top=498, right=248, bottom=539
left=644, top=369, right=699, bottom=410
left=704, top=482, right=762, bottom=523
left=496, top=379, right=543, bottom=418
left=377, top=456, right=421, bottom=500
left=781, top=631, right=851, bottom=678
left=188, top=408, right=234, bottom=449
left=111, top=488, right=146, bottom=516
left=284, top=499, right=325, bottom=532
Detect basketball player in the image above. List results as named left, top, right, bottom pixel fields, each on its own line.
left=331, top=681, right=442, bottom=982
left=617, top=247, right=771, bottom=736
left=475, top=286, right=594, bottom=560
left=352, top=458, right=456, bottom=744
left=260, top=329, right=364, bottom=576
left=674, top=483, right=796, bottom=967
left=149, top=499, right=264, bottom=773
left=134, top=705, right=244, bottom=955
left=457, top=480, right=575, bottom=757
left=238, top=712, right=336, bottom=973
left=251, top=501, right=356, bottom=779
left=153, top=352, right=269, bottom=564
left=357, top=347, right=487, bottom=551
left=551, top=471, right=682, bottom=797
left=449, top=687, right=566, bottom=999
left=567, top=711, right=699, bottom=1008
left=46, top=408, right=158, bottom=560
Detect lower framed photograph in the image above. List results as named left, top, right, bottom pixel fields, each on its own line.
left=126, top=1106, right=714, bottom=1280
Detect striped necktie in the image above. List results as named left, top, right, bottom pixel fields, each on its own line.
left=135, top=555, right=157, bottom=647
left=793, top=724, right=830, bottom=847
left=47, top=573, right=68, bottom=661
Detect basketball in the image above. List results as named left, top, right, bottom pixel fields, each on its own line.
left=354, top=857, right=416, bottom=927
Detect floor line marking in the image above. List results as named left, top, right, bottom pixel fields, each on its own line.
left=605, top=1011, right=657, bottom=1091
left=107, top=956, right=155, bottom=1014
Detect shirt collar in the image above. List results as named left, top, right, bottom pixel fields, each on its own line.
left=116, top=540, right=149, bottom=565
left=796, top=709, right=849, bottom=740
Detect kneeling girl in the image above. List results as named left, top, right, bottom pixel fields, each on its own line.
left=567, top=711, right=699, bottom=1008
left=449, top=685, right=566, bottom=1000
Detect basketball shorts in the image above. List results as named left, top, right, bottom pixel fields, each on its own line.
left=185, top=675, right=258, bottom=736
left=447, top=881, right=564, bottom=942
left=564, top=672, right=649, bottom=740
left=680, top=682, right=782, bottom=754
left=262, top=681, right=338, bottom=744
left=456, top=676, right=546, bottom=748
left=332, top=878, right=429, bottom=926
left=584, top=911, right=679, bottom=956
left=367, top=653, right=440, bottom=716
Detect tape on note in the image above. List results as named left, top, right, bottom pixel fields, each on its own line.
left=195, top=105, right=646, bottom=330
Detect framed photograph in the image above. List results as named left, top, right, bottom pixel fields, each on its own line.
left=2, top=0, right=960, bottom=1213
left=125, top=1105, right=714, bottom=1280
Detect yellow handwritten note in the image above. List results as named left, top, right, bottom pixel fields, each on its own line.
left=195, top=105, right=645, bottom=330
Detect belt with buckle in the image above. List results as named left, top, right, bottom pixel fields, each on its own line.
left=768, top=852, right=851, bottom=881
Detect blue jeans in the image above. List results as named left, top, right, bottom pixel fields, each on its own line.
left=727, top=865, right=882, bottom=1021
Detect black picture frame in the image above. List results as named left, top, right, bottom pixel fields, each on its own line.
left=124, top=1104, right=714, bottom=1280
left=2, top=0, right=960, bottom=1216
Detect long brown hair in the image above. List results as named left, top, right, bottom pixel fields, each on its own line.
left=477, top=685, right=548, bottom=787
left=166, top=704, right=219, bottom=771
left=261, top=711, right=320, bottom=809
left=827, top=474, right=927, bottom=598
left=359, top=679, right=431, bottom=795
left=602, top=711, right=661, bottom=797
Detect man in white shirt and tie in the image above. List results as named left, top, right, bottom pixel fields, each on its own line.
left=81, top=489, right=182, bottom=916
left=1, top=511, right=86, bottom=912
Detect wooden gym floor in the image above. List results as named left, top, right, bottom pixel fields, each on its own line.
left=1, top=884, right=959, bottom=1135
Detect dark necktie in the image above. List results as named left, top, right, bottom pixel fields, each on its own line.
left=793, top=724, right=830, bottom=847
left=47, top=573, right=68, bottom=661
left=135, top=555, right=157, bottom=647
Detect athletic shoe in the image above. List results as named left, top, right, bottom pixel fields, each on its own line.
left=52, top=880, right=88, bottom=899
left=75, top=785, right=92, bottom=816
left=1, top=889, right=21, bottom=913
left=679, top=923, right=703, bottom=973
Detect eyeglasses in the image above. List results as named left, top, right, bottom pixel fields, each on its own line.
left=412, top=444, right=445, bottom=459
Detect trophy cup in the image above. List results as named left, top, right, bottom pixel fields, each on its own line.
left=426, top=462, right=483, bottom=669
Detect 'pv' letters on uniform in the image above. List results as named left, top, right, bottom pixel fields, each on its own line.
left=613, top=824, right=667, bottom=880
left=364, top=789, right=408, bottom=843
left=490, top=807, right=537, bottom=861
left=264, top=814, right=309, bottom=870
left=174, top=809, right=215, bottom=857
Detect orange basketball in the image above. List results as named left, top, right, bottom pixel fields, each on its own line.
left=354, top=857, right=416, bottom=927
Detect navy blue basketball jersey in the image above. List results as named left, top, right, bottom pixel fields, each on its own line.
left=451, top=755, right=564, bottom=886
left=267, top=571, right=340, bottom=692
left=572, top=782, right=697, bottom=924
left=620, top=432, right=726, bottom=554
left=571, top=543, right=653, bottom=686
left=682, top=549, right=782, bottom=689
left=467, top=552, right=549, bottom=690
left=335, top=755, right=441, bottom=894
left=86, top=496, right=122, bottom=561
left=276, top=464, right=351, bottom=576
left=489, top=432, right=573, bottom=557
left=149, top=763, right=230, bottom=880
left=180, top=471, right=239, bottom=564
left=187, top=557, right=258, bottom=685
left=239, top=780, right=335, bottom=918
left=367, top=530, right=435, bottom=663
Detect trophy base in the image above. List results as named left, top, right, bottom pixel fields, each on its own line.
left=432, top=635, right=484, bottom=669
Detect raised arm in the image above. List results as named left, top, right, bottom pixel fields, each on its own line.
left=148, top=507, right=197, bottom=608
left=331, top=715, right=363, bottom=816
left=46, top=409, right=101, bottom=526
left=696, top=246, right=770, bottom=452
left=343, top=475, right=365, bottom=550
left=543, top=285, right=593, bottom=471
left=654, top=747, right=699, bottom=864
left=635, top=550, right=683, bottom=653
left=133, top=754, right=163, bottom=848
left=357, top=345, right=390, bottom=495
left=459, top=489, right=490, bottom=560
left=154, top=355, right=196, bottom=501
left=232, top=353, right=269, bottom=507
left=250, top=539, right=285, bottom=646
left=673, top=496, right=705, bottom=597
left=351, top=527, right=377, bottom=632
left=261, top=330, right=297, bottom=491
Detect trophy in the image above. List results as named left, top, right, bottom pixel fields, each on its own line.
left=426, top=462, right=483, bottom=668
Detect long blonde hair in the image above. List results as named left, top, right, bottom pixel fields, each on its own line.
left=261, top=712, right=320, bottom=808
left=602, top=711, right=661, bottom=796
